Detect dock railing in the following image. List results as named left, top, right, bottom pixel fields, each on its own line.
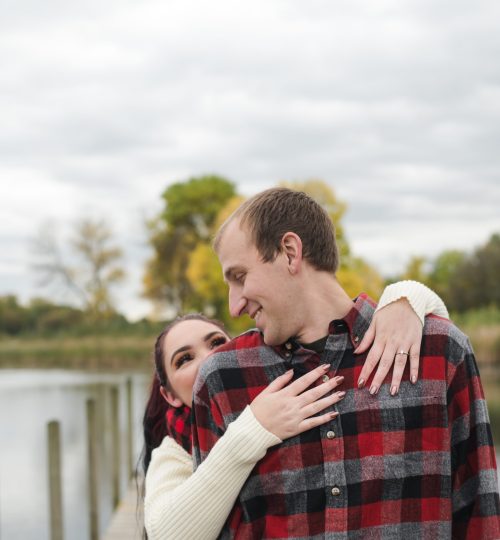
left=46, top=377, right=138, bottom=540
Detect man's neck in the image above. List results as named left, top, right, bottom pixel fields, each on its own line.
left=294, top=274, right=354, bottom=343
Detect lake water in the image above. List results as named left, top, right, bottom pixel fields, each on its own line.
left=0, top=368, right=499, bottom=540
left=0, top=370, right=149, bottom=540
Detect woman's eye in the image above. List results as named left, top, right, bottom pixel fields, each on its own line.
left=210, top=336, right=227, bottom=349
left=175, top=353, right=192, bottom=368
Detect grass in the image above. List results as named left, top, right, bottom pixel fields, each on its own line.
left=1, top=315, right=500, bottom=371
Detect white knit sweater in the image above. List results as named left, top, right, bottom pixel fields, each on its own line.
left=144, top=281, right=448, bottom=540
left=144, top=405, right=280, bottom=539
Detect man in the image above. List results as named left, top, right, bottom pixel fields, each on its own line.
left=192, top=187, right=500, bottom=539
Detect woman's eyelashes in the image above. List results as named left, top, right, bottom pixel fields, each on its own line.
left=174, top=353, right=192, bottom=369
left=174, top=336, right=227, bottom=369
left=210, top=336, right=227, bottom=349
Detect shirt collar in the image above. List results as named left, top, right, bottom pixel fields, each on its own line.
left=334, top=293, right=377, bottom=347
left=274, top=293, right=377, bottom=356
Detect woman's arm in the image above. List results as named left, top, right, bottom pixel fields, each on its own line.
left=144, top=406, right=278, bottom=540
left=145, top=366, right=344, bottom=540
left=375, top=279, right=449, bottom=323
left=357, top=280, right=449, bottom=395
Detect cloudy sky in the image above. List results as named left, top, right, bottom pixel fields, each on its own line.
left=1, top=0, right=499, bottom=320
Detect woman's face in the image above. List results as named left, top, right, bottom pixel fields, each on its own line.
left=161, top=319, right=229, bottom=408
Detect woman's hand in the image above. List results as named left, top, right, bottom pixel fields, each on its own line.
left=355, top=298, right=421, bottom=396
left=250, top=364, right=345, bottom=440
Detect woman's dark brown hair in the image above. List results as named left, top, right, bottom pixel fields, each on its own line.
left=141, top=313, right=227, bottom=475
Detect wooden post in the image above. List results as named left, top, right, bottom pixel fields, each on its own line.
left=126, top=378, right=134, bottom=479
left=48, top=420, right=64, bottom=540
left=86, top=399, right=99, bottom=540
left=110, top=386, right=121, bottom=509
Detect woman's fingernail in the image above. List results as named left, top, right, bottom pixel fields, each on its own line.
left=369, top=385, right=378, bottom=395
left=390, top=385, right=398, bottom=396
left=357, top=378, right=365, bottom=389
left=337, top=391, right=346, bottom=398
left=322, top=363, right=330, bottom=370
left=335, top=375, right=344, bottom=383
left=411, top=375, right=417, bottom=384
left=330, top=412, right=339, bottom=419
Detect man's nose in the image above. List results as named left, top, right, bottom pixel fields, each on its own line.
left=229, top=288, right=246, bottom=318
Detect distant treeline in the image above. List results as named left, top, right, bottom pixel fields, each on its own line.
left=393, top=232, right=500, bottom=313
left=0, top=295, right=165, bottom=338
left=3, top=175, right=500, bottom=338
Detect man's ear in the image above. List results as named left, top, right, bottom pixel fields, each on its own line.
left=160, top=385, right=183, bottom=408
left=281, top=232, right=302, bottom=274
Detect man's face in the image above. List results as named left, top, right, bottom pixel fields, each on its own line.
left=217, top=218, right=298, bottom=346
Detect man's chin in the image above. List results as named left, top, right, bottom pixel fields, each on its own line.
left=261, top=330, right=283, bottom=347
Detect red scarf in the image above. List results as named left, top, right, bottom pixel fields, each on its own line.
left=165, top=404, right=192, bottom=454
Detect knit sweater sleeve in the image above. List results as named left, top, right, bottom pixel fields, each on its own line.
left=144, top=405, right=281, bottom=540
left=375, top=280, right=449, bottom=325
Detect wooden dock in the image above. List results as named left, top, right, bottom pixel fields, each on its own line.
left=102, top=483, right=143, bottom=540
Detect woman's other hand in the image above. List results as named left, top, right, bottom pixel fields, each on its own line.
left=355, top=298, right=421, bottom=396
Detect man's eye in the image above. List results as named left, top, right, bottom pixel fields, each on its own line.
left=235, top=273, right=245, bottom=283
left=175, top=353, right=192, bottom=368
left=210, top=336, right=227, bottom=349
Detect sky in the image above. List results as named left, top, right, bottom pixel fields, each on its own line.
left=1, top=0, right=499, bottom=320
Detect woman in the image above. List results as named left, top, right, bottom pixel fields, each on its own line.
left=143, top=283, right=448, bottom=539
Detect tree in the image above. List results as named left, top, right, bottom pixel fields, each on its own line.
left=143, top=175, right=236, bottom=315
left=281, top=180, right=383, bottom=298
left=185, top=196, right=251, bottom=333
left=447, top=233, right=500, bottom=311
left=401, top=256, right=429, bottom=283
left=185, top=180, right=383, bottom=328
left=279, top=179, right=350, bottom=260
left=0, top=295, right=26, bottom=335
left=145, top=177, right=384, bottom=326
left=337, top=257, right=384, bottom=300
left=32, top=218, right=125, bottom=318
left=426, top=250, right=466, bottom=305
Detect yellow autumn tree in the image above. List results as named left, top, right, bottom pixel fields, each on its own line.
left=280, top=180, right=383, bottom=299
left=186, top=196, right=252, bottom=334
left=186, top=180, right=383, bottom=333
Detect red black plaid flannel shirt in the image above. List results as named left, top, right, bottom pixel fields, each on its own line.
left=165, top=403, right=192, bottom=455
left=192, top=294, right=500, bottom=539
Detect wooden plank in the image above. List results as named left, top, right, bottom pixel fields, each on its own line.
left=87, top=399, right=99, bottom=540
left=126, top=378, right=134, bottom=479
left=110, top=386, right=121, bottom=510
left=47, top=420, right=64, bottom=540
left=102, top=484, right=143, bottom=540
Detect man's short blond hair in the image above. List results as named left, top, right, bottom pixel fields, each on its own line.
left=214, top=187, right=339, bottom=273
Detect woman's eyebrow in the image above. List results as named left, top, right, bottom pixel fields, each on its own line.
left=203, top=331, right=222, bottom=342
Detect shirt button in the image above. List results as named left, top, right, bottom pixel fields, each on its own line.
left=353, top=335, right=359, bottom=343
left=285, top=342, right=292, bottom=350
left=331, top=486, right=341, bottom=496
left=322, top=374, right=329, bottom=383
left=326, top=431, right=336, bottom=439
left=285, top=352, right=291, bottom=358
